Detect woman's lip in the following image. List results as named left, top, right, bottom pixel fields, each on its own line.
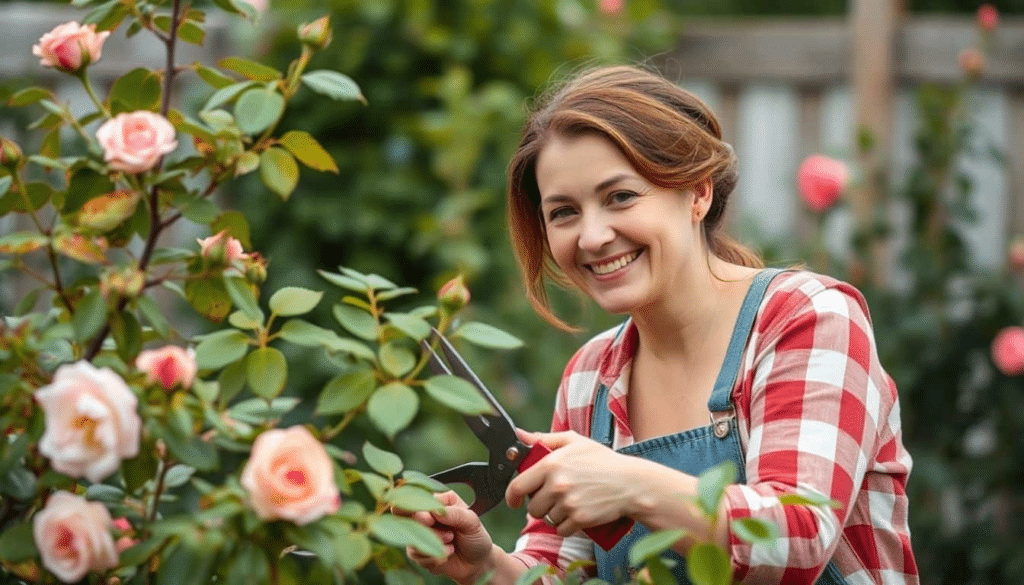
left=586, top=249, right=643, bottom=275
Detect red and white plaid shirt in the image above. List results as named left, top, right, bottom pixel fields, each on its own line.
left=511, top=271, right=919, bottom=584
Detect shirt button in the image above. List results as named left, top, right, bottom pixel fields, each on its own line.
left=714, top=420, right=730, bottom=438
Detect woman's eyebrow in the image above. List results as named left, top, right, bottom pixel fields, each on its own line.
left=540, top=173, right=637, bottom=205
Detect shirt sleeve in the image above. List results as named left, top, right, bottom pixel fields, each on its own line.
left=724, top=279, right=898, bottom=584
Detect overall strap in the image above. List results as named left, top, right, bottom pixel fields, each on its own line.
left=707, top=268, right=782, bottom=413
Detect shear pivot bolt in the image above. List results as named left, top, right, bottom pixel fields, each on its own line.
left=505, top=447, right=519, bottom=461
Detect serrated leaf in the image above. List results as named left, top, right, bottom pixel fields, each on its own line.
left=218, top=56, right=282, bottom=81
left=333, top=303, right=377, bottom=340
left=259, top=147, right=299, bottom=200
left=367, top=382, right=418, bottom=439
left=453, top=322, right=523, bottom=349
left=369, top=515, right=443, bottom=557
left=246, top=346, right=287, bottom=399
left=627, top=528, right=688, bottom=567
left=194, top=329, right=250, bottom=369
left=301, top=70, right=365, bottom=103
left=363, top=442, right=403, bottom=477
left=686, top=543, right=732, bottom=585
left=234, top=88, right=284, bottom=135
left=278, top=130, right=339, bottom=173
left=316, top=368, right=377, bottom=415
left=269, top=286, right=322, bottom=316
left=423, top=375, right=495, bottom=416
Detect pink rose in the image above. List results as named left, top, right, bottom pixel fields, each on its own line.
left=977, top=4, right=998, bottom=31
left=1008, top=235, right=1024, bottom=271
left=598, top=0, right=624, bottom=14
left=992, top=326, right=1024, bottom=376
left=135, top=346, right=197, bottom=390
left=32, top=21, right=110, bottom=73
left=797, top=154, right=849, bottom=213
left=240, top=426, right=340, bottom=525
left=95, top=111, right=177, bottom=174
left=197, top=230, right=248, bottom=264
left=34, top=361, right=141, bottom=482
left=33, top=491, right=118, bottom=583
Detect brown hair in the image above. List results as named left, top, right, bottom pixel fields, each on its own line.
left=507, top=65, right=763, bottom=329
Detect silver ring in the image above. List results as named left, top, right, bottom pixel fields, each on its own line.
left=543, top=513, right=556, bottom=527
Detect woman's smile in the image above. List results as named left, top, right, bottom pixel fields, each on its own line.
left=587, top=249, right=644, bottom=276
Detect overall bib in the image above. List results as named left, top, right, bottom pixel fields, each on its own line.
left=589, top=269, right=846, bottom=584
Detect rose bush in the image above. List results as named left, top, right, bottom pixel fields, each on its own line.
left=32, top=491, right=118, bottom=582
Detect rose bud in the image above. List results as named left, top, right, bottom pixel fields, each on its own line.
left=977, top=4, right=998, bottom=31
left=240, top=426, right=341, bottom=525
left=33, top=491, right=118, bottom=583
left=992, top=326, right=1024, bottom=376
left=959, top=48, right=986, bottom=79
left=78, top=190, right=141, bottom=232
left=298, top=16, right=332, bottom=50
left=32, top=21, right=110, bottom=74
left=95, top=111, right=177, bottom=174
left=1008, top=235, right=1024, bottom=271
left=197, top=230, right=248, bottom=265
left=437, top=274, right=471, bottom=311
left=34, top=361, right=141, bottom=482
left=797, top=154, right=849, bottom=213
left=99, top=265, right=144, bottom=300
left=243, top=252, right=269, bottom=284
left=135, top=346, right=198, bottom=390
left=0, top=135, right=24, bottom=170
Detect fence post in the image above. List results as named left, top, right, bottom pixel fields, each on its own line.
left=850, top=0, right=904, bottom=287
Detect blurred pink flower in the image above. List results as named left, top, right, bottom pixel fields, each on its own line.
left=240, top=426, right=340, bottom=525
left=34, top=361, right=141, bottom=482
left=797, top=154, right=849, bottom=212
left=599, top=0, right=624, bottom=14
left=32, top=21, right=110, bottom=73
left=96, top=111, right=177, bottom=174
left=977, top=4, right=999, bottom=31
left=33, top=491, right=118, bottom=583
left=136, top=346, right=197, bottom=390
left=959, top=48, right=986, bottom=78
left=197, top=230, right=248, bottom=264
left=1009, top=235, right=1024, bottom=271
left=992, top=326, right=1024, bottom=376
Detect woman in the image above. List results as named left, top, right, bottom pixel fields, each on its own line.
left=407, top=65, right=918, bottom=585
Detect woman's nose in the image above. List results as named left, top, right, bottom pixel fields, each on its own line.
left=577, top=211, right=614, bottom=251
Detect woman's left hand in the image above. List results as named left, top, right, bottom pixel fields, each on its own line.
left=506, top=429, right=644, bottom=537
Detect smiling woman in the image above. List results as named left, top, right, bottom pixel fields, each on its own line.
left=405, top=64, right=920, bottom=585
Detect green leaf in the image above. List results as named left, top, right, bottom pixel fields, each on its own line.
left=234, top=88, right=285, bottom=135
left=181, top=196, right=219, bottom=224
left=246, top=347, right=287, bottom=399
left=178, top=20, right=205, bottom=44
left=203, top=80, right=259, bottom=112
left=85, top=483, right=124, bottom=503
left=278, top=319, right=375, bottom=361
left=514, top=564, right=555, bottom=585
left=453, top=322, right=523, bottom=349
left=224, top=275, right=263, bottom=323
left=316, top=368, right=377, bottom=415
left=228, top=310, right=262, bottom=330
left=117, top=535, right=168, bottom=569
left=333, top=303, right=377, bottom=340
left=318, top=269, right=368, bottom=293
left=195, top=63, right=236, bottom=89
left=0, top=520, right=37, bottom=563
left=367, top=382, right=418, bottom=439
left=377, top=287, right=418, bottom=302
left=686, top=543, right=732, bottom=585
left=228, top=397, right=300, bottom=425
left=423, top=375, right=496, bottom=416
left=136, top=295, right=171, bottom=338
left=400, top=470, right=448, bottom=493
left=628, top=528, right=688, bottom=567
left=269, top=286, right=323, bottom=316
left=8, top=86, right=52, bottom=107
left=384, top=312, right=432, bottom=340
left=218, top=56, right=282, bottom=82
left=278, top=130, right=339, bottom=173
left=0, top=231, right=48, bottom=255
left=385, top=485, right=443, bottom=512
left=730, top=517, right=779, bottom=545
left=111, top=310, right=143, bottom=363
left=121, top=449, right=158, bottom=494
left=379, top=341, right=415, bottom=377
left=368, top=515, right=443, bottom=557
left=194, top=329, right=250, bottom=369
left=259, top=147, right=299, bottom=200
left=363, top=441, right=403, bottom=476
left=335, top=530, right=372, bottom=572
left=184, top=277, right=232, bottom=323
left=210, top=210, right=252, bottom=249
left=109, top=68, right=161, bottom=114
left=696, top=460, right=736, bottom=517
left=777, top=492, right=842, bottom=508
left=72, top=289, right=107, bottom=342
left=301, top=70, right=365, bottom=103
left=384, top=568, right=422, bottom=585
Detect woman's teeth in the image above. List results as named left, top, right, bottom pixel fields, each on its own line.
left=590, top=251, right=640, bottom=275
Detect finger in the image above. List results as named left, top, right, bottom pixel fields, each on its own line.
left=430, top=503, right=481, bottom=534
left=526, top=430, right=580, bottom=450
left=506, top=465, right=547, bottom=510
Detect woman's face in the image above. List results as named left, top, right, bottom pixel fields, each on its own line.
left=535, top=133, right=705, bottom=315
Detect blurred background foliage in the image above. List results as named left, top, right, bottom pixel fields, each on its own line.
left=3, top=0, right=1024, bottom=582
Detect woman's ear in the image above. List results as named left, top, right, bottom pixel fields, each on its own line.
left=691, top=179, right=713, bottom=222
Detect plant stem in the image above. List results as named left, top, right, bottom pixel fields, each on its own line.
left=79, top=71, right=111, bottom=119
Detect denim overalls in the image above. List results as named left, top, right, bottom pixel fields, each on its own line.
left=589, top=269, right=846, bottom=584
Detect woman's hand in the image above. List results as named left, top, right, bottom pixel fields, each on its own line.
left=506, top=430, right=643, bottom=537
left=401, top=491, right=496, bottom=584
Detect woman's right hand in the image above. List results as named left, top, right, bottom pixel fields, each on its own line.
left=404, top=490, right=495, bottom=584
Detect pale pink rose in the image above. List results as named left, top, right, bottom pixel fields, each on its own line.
left=977, top=4, right=999, bottom=31
left=33, top=491, right=118, bottom=583
left=34, top=361, right=141, bottom=483
left=797, top=154, right=849, bottom=212
left=135, top=346, right=197, bottom=390
left=598, top=0, right=624, bottom=14
left=95, top=111, right=177, bottom=174
left=32, top=21, right=110, bottom=73
left=197, top=230, right=248, bottom=263
left=992, top=326, right=1024, bottom=376
left=1008, top=236, right=1024, bottom=271
left=240, top=426, right=340, bottom=525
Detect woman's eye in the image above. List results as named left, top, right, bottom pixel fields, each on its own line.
left=547, top=206, right=575, bottom=222
left=609, top=190, right=637, bottom=204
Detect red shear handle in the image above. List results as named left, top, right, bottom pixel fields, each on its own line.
left=517, top=443, right=634, bottom=551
